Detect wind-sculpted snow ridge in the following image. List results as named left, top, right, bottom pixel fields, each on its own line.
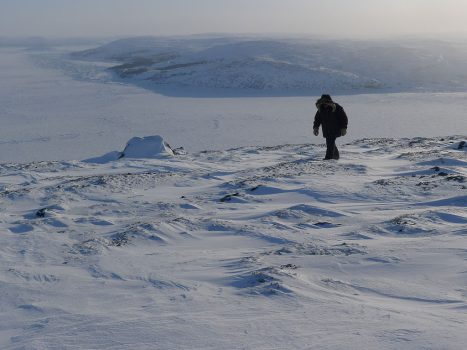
left=0, top=136, right=466, bottom=349
left=69, top=36, right=467, bottom=94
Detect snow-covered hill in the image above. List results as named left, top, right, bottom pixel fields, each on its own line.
left=1, top=136, right=466, bottom=349
left=71, top=36, right=467, bottom=93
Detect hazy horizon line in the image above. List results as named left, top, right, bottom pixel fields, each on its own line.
left=2, top=31, right=467, bottom=42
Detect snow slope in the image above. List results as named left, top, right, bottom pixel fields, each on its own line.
left=1, top=136, right=466, bottom=349
left=71, top=36, right=467, bottom=93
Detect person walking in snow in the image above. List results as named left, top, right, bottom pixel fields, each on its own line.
left=313, top=94, right=348, bottom=160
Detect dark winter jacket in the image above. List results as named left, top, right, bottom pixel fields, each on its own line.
left=313, top=103, right=348, bottom=138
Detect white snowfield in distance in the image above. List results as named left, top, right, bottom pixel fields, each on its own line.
left=0, top=136, right=466, bottom=349
left=71, top=36, right=467, bottom=93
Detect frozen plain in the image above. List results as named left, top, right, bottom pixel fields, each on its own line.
left=0, top=47, right=466, bottom=163
left=0, top=46, right=466, bottom=349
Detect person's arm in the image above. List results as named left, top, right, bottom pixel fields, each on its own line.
left=313, top=111, right=321, bottom=136
left=339, top=108, right=348, bottom=129
left=313, top=111, right=322, bottom=130
left=338, top=107, right=348, bottom=136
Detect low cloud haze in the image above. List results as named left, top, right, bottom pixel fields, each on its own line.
left=2, top=0, right=467, bottom=39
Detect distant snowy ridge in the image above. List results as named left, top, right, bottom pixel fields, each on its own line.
left=71, top=36, right=467, bottom=93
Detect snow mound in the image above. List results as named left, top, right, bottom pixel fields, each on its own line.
left=122, top=136, right=174, bottom=158
left=84, top=135, right=173, bottom=163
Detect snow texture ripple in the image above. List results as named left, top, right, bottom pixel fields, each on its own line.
left=0, top=136, right=466, bottom=349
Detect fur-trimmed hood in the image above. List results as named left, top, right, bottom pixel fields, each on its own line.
left=316, top=95, right=337, bottom=112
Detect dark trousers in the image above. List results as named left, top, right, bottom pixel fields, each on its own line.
left=325, top=136, right=339, bottom=160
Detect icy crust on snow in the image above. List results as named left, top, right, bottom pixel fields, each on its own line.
left=84, top=135, right=174, bottom=163
left=0, top=136, right=466, bottom=349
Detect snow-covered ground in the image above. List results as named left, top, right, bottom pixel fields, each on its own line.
left=0, top=41, right=466, bottom=349
left=1, top=135, right=466, bottom=349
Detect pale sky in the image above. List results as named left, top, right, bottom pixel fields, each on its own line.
left=1, top=0, right=467, bottom=38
